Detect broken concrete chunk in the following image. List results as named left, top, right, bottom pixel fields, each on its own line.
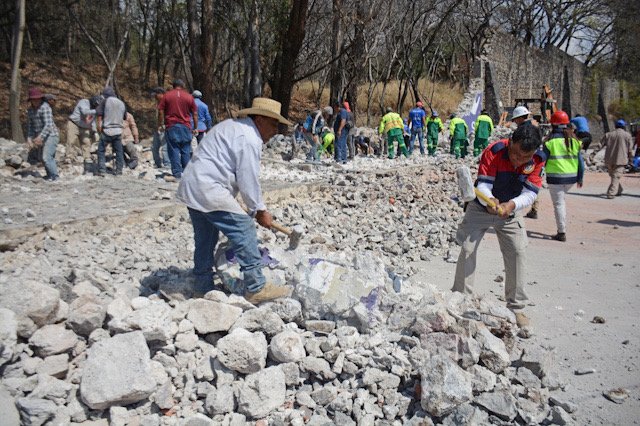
left=216, top=328, right=267, bottom=374
left=269, top=330, right=306, bottom=363
left=474, top=387, right=518, bottom=421
left=420, top=355, right=473, bottom=417
left=80, top=331, right=157, bottom=410
left=237, top=366, right=286, bottom=419
left=0, top=308, right=18, bottom=367
left=28, top=324, right=78, bottom=357
left=187, top=300, right=242, bottom=334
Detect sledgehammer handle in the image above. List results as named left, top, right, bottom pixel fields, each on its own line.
left=270, top=221, right=292, bottom=236
left=474, top=188, right=504, bottom=215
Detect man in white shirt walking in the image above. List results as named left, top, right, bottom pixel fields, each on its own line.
left=177, top=97, right=292, bottom=304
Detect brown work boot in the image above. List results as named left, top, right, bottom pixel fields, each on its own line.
left=245, top=283, right=292, bottom=305
left=525, top=209, right=538, bottom=219
left=515, top=312, right=530, bottom=327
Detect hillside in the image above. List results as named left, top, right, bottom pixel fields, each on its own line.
left=1, top=58, right=464, bottom=142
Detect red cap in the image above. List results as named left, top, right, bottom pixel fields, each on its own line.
left=28, top=88, right=44, bottom=100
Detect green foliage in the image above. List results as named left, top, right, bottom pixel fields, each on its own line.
left=608, top=83, right=640, bottom=120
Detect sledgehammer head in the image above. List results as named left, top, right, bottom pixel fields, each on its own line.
left=456, top=166, right=476, bottom=202
left=288, top=225, right=303, bottom=250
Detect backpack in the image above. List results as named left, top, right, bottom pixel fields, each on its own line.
left=303, top=114, right=314, bottom=132
left=346, top=111, right=355, bottom=129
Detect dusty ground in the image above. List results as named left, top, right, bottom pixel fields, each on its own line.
left=1, top=151, right=638, bottom=424
left=410, top=170, right=640, bottom=425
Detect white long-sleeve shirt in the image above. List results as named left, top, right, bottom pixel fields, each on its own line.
left=176, top=117, right=266, bottom=216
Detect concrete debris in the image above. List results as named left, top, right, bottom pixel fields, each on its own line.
left=0, top=118, right=578, bottom=424
left=80, top=331, right=157, bottom=410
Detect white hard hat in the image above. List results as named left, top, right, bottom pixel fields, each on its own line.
left=192, top=90, right=203, bottom=98
left=511, top=106, right=530, bottom=120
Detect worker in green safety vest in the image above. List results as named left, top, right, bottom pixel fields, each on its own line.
left=449, top=113, right=469, bottom=158
left=473, top=110, right=494, bottom=156
left=379, top=107, right=408, bottom=159
left=426, top=110, right=443, bottom=156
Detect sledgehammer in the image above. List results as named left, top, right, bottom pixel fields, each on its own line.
left=271, top=222, right=303, bottom=250
left=456, top=166, right=504, bottom=215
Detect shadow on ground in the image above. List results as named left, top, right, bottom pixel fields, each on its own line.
left=597, top=219, right=640, bottom=228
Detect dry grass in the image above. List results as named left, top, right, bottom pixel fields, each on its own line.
left=292, top=79, right=463, bottom=127
left=0, top=56, right=465, bottom=138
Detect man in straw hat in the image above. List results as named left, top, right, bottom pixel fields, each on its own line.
left=177, top=97, right=293, bottom=304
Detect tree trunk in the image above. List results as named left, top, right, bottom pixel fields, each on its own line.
left=329, top=0, right=342, bottom=104
left=10, top=0, right=25, bottom=144
left=271, top=0, right=309, bottom=120
left=200, top=0, right=216, bottom=108
left=187, top=0, right=202, bottom=90
left=243, top=0, right=262, bottom=106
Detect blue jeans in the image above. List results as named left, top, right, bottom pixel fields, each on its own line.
left=187, top=208, right=265, bottom=294
left=336, top=129, right=348, bottom=162
left=43, top=135, right=59, bottom=178
left=165, top=124, right=192, bottom=177
left=410, top=128, right=424, bottom=154
left=152, top=131, right=170, bottom=167
left=97, top=134, right=124, bottom=173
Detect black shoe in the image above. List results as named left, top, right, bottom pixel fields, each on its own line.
left=114, top=170, right=123, bottom=176
left=553, top=232, right=566, bottom=242
left=525, top=210, right=538, bottom=219
left=95, top=171, right=105, bottom=177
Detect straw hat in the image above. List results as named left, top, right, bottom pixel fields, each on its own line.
left=236, top=97, right=292, bottom=126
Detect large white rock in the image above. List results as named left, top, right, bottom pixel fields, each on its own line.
left=420, top=355, right=473, bottom=417
left=15, top=397, right=57, bottom=426
left=237, top=366, right=286, bottom=419
left=0, top=308, right=18, bottom=366
left=109, top=300, right=174, bottom=343
left=0, top=385, right=20, bottom=426
left=80, top=331, right=157, bottom=410
left=28, top=324, right=78, bottom=357
left=216, top=328, right=267, bottom=374
left=0, top=281, right=60, bottom=337
left=475, top=327, right=510, bottom=373
left=67, top=296, right=106, bottom=336
left=231, top=307, right=285, bottom=337
left=269, top=330, right=306, bottom=363
left=293, top=251, right=389, bottom=324
left=187, top=300, right=242, bottom=334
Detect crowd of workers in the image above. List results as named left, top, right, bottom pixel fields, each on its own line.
left=21, top=84, right=639, bottom=322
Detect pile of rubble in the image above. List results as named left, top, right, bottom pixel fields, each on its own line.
left=0, top=164, right=575, bottom=426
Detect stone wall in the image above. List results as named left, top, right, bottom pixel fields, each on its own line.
left=481, top=30, right=620, bottom=139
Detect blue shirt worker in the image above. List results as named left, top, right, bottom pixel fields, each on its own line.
left=192, top=90, right=213, bottom=144
left=570, top=114, right=592, bottom=150
left=426, top=110, right=443, bottom=156
left=408, top=101, right=427, bottom=155
left=26, top=87, right=60, bottom=181
left=177, top=97, right=293, bottom=304
left=453, top=124, right=546, bottom=328
left=473, top=110, right=494, bottom=156
left=543, top=111, right=584, bottom=242
left=332, top=101, right=350, bottom=164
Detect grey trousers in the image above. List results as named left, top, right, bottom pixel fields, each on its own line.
left=453, top=201, right=529, bottom=309
left=549, top=183, right=573, bottom=233
left=607, top=165, right=625, bottom=196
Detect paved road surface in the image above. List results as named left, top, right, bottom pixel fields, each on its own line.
left=412, top=170, right=640, bottom=425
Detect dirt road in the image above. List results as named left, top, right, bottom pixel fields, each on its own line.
left=412, top=170, right=640, bottom=424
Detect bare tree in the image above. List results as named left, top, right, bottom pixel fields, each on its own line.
left=9, top=0, right=25, bottom=143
